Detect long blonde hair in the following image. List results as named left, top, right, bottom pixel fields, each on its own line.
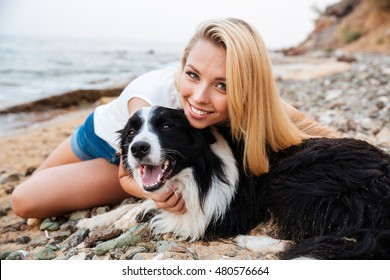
left=177, top=18, right=308, bottom=176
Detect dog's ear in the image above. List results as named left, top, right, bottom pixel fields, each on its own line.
left=116, top=124, right=128, bottom=148
left=172, top=108, right=217, bottom=144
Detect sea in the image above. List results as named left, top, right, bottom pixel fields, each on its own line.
left=0, top=36, right=182, bottom=111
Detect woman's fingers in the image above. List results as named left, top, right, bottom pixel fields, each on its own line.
left=147, top=188, right=174, bottom=203
left=148, top=184, right=187, bottom=214
left=158, top=192, right=186, bottom=214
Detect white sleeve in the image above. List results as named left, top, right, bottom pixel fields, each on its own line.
left=117, top=66, right=181, bottom=108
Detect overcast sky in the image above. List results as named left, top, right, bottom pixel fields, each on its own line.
left=0, top=0, right=338, bottom=50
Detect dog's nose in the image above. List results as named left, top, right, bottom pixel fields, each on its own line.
left=131, top=141, right=151, bottom=159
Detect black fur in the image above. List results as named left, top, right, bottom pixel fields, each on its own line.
left=120, top=107, right=390, bottom=259
left=217, top=131, right=390, bottom=259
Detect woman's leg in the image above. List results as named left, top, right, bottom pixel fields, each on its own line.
left=12, top=158, right=130, bottom=218
left=35, top=136, right=81, bottom=172
left=11, top=136, right=130, bottom=219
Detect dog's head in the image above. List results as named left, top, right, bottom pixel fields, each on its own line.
left=119, top=106, right=217, bottom=193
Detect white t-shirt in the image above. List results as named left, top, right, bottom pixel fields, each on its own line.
left=94, top=66, right=182, bottom=149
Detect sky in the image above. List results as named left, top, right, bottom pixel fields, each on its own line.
left=0, top=0, right=339, bottom=50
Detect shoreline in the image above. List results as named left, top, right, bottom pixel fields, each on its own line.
left=0, top=86, right=126, bottom=115
left=0, top=86, right=125, bottom=137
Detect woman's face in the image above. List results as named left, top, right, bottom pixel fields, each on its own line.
left=179, top=39, right=229, bottom=129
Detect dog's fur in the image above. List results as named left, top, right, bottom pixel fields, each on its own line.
left=78, top=106, right=390, bottom=259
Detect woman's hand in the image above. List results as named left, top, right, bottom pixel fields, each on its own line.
left=145, top=184, right=186, bottom=214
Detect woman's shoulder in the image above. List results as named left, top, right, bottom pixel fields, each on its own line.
left=129, top=66, right=178, bottom=88
left=118, top=65, right=180, bottom=107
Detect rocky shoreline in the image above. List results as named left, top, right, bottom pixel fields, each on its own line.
left=280, top=52, right=390, bottom=151
left=0, top=52, right=389, bottom=260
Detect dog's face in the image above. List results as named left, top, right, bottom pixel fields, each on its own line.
left=120, top=106, right=216, bottom=193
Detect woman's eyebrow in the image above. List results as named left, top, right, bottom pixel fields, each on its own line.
left=186, top=64, right=226, bottom=81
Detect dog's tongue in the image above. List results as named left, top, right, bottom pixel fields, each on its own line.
left=142, top=165, right=163, bottom=186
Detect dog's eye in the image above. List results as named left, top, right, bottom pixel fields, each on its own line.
left=128, top=129, right=137, bottom=136
left=161, top=123, right=172, bottom=130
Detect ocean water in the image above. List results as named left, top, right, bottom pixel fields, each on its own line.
left=0, top=36, right=181, bottom=111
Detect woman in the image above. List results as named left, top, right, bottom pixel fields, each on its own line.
left=11, top=18, right=337, bottom=219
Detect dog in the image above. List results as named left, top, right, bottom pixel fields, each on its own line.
left=78, top=106, right=390, bottom=259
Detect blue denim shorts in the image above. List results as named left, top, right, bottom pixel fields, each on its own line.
left=71, top=112, right=120, bottom=165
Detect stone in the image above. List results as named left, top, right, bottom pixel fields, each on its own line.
left=84, top=228, right=123, bottom=247
left=40, top=218, right=60, bottom=231
left=34, top=248, right=57, bottom=260
left=15, top=235, right=31, bottom=244
left=376, top=126, right=390, bottom=146
left=94, top=223, right=149, bottom=256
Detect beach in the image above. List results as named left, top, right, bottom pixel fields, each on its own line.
left=0, top=51, right=389, bottom=260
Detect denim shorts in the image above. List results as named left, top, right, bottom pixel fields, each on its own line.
left=71, top=112, right=120, bottom=165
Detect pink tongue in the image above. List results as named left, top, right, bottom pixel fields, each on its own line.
left=141, top=165, right=163, bottom=186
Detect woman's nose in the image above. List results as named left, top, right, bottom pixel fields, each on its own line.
left=193, top=84, right=210, bottom=104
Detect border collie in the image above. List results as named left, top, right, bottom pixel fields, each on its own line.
left=78, top=106, right=390, bottom=259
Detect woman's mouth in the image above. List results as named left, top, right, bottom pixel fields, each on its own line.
left=189, top=103, right=212, bottom=117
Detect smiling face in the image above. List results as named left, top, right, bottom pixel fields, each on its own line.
left=179, top=39, right=229, bottom=129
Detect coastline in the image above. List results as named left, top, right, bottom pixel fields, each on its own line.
left=0, top=86, right=125, bottom=137
left=0, top=52, right=389, bottom=260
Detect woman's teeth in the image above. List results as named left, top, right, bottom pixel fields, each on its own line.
left=191, top=105, right=209, bottom=115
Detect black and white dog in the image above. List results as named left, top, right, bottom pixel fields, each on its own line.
left=78, top=106, right=390, bottom=259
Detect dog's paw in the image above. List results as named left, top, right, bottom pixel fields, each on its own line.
left=77, top=204, right=136, bottom=230
left=234, top=235, right=288, bottom=254
left=112, top=206, right=144, bottom=231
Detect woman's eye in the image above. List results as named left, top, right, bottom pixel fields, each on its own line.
left=186, top=71, right=199, bottom=80
left=217, top=83, right=227, bottom=91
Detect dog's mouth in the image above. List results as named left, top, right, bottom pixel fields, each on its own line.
left=139, top=159, right=176, bottom=192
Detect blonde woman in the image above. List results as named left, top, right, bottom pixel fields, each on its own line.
left=12, top=18, right=336, bottom=219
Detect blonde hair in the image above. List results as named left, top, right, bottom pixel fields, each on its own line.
left=177, top=18, right=309, bottom=176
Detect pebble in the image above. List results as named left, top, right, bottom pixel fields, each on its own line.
left=68, top=252, right=87, bottom=260
left=50, top=230, right=73, bottom=242
left=84, top=228, right=123, bottom=248
left=27, top=218, right=41, bottom=227
left=61, top=228, right=90, bottom=250
left=94, top=223, right=149, bottom=256
left=120, top=246, right=148, bottom=260
left=39, top=218, right=60, bottom=231
left=68, top=210, right=90, bottom=221
left=0, top=251, right=13, bottom=260
left=91, top=206, right=110, bottom=216
left=59, top=220, right=78, bottom=233
left=0, top=174, right=20, bottom=184
left=34, top=248, right=57, bottom=260
left=376, top=126, right=390, bottom=146
left=5, top=250, right=28, bottom=260
left=157, top=240, right=178, bottom=253
left=14, top=235, right=31, bottom=244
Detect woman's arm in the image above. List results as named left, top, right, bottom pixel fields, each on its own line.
left=282, top=99, right=341, bottom=138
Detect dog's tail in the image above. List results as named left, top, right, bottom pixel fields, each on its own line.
left=280, top=228, right=390, bottom=260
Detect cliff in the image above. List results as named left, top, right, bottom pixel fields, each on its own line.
left=285, top=0, right=390, bottom=54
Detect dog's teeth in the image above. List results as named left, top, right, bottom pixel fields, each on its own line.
left=163, top=160, right=169, bottom=173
